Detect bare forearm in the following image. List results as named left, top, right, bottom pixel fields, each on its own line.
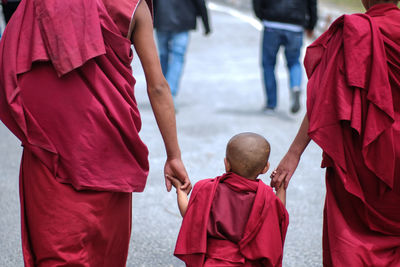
left=176, top=190, right=188, bottom=217
left=132, top=0, right=181, bottom=159
left=276, top=186, right=286, bottom=207
left=132, top=0, right=190, bottom=192
left=271, top=114, right=311, bottom=189
left=147, top=82, right=181, bottom=158
left=288, top=115, right=311, bottom=157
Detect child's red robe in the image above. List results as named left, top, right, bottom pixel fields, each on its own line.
left=305, top=3, right=400, bottom=266
left=174, top=172, right=289, bottom=267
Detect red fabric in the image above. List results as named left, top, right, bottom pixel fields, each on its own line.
left=305, top=3, right=400, bottom=266
left=0, top=0, right=152, bottom=192
left=20, top=148, right=132, bottom=266
left=174, top=173, right=289, bottom=267
left=207, top=179, right=257, bottom=244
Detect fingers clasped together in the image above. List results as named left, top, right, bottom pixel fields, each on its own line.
left=164, top=158, right=192, bottom=194
left=270, top=169, right=290, bottom=190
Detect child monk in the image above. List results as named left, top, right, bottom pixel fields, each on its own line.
left=167, top=132, right=289, bottom=266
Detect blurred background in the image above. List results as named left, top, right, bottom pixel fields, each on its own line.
left=211, top=0, right=365, bottom=12
left=0, top=0, right=367, bottom=38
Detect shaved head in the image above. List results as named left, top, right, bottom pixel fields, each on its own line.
left=226, top=133, right=270, bottom=179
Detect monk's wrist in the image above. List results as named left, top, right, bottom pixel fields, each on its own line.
left=287, top=146, right=303, bottom=159
left=166, top=149, right=181, bottom=160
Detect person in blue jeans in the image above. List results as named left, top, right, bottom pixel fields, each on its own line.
left=153, top=0, right=211, bottom=106
left=253, top=0, right=317, bottom=114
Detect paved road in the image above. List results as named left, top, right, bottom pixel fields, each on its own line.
left=0, top=3, right=330, bottom=266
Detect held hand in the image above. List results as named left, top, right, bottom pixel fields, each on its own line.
left=164, top=158, right=192, bottom=193
left=165, top=174, right=183, bottom=189
left=270, top=151, right=300, bottom=190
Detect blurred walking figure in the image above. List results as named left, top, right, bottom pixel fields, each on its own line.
left=153, top=0, right=211, bottom=105
left=1, top=0, right=21, bottom=24
left=252, top=0, right=317, bottom=114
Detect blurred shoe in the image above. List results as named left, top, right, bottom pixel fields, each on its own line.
left=262, top=107, right=276, bottom=115
left=290, top=89, right=301, bottom=114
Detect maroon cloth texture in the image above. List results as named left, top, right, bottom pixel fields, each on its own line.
left=305, top=3, right=400, bottom=266
left=174, top=172, right=289, bottom=267
left=207, top=179, right=257, bottom=244
left=0, top=0, right=152, bottom=192
left=20, top=148, right=132, bottom=267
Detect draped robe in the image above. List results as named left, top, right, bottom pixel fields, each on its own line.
left=174, top=172, right=289, bottom=267
left=305, top=3, right=400, bottom=266
left=0, top=0, right=153, bottom=265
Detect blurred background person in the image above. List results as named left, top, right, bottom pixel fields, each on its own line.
left=252, top=0, right=317, bottom=114
left=1, top=0, right=21, bottom=24
left=153, top=0, right=211, bottom=109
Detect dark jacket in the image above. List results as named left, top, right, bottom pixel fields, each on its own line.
left=252, top=0, right=317, bottom=30
left=153, top=0, right=210, bottom=33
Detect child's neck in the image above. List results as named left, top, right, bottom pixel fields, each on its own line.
left=230, top=171, right=258, bottom=181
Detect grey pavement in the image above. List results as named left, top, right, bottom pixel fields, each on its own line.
left=0, top=3, right=338, bottom=267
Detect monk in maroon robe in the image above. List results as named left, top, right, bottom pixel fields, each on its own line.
left=0, top=0, right=190, bottom=265
left=271, top=1, right=400, bottom=266
left=168, top=133, right=289, bottom=266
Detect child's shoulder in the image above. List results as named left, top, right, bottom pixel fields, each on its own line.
left=191, top=176, right=221, bottom=197
left=192, top=177, right=212, bottom=188
left=193, top=177, right=214, bottom=186
left=258, top=180, right=286, bottom=205
left=193, top=175, right=223, bottom=188
left=257, top=178, right=274, bottom=193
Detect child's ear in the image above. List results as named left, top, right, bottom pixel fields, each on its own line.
left=224, top=158, right=231, bottom=172
left=260, top=162, right=270, bottom=174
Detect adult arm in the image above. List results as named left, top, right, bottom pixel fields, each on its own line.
left=271, top=115, right=311, bottom=189
left=193, top=0, right=211, bottom=35
left=131, top=0, right=191, bottom=192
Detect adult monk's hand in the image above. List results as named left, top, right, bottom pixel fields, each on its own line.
left=271, top=115, right=311, bottom=190
left=270, top=151, right=300, bottom=190
left=164, top=158, right=192, bottom=193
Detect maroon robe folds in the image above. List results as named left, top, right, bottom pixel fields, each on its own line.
left=0, top=0, right=153, bottom=265
left=174, top=173, right=289, bottom=267
left=20, top=149, right=133, bottom=266
left=305, top=3, right=400, bottom=266
left=0, top=0, right=153, bottom=192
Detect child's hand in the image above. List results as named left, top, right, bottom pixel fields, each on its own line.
left=164, top=158, right=192, bottom=193
left=166, top=174, right=189, bottom=217
left=166, top=175, right=189, bottom=194
left=166, top=174, right=182, bottom=187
